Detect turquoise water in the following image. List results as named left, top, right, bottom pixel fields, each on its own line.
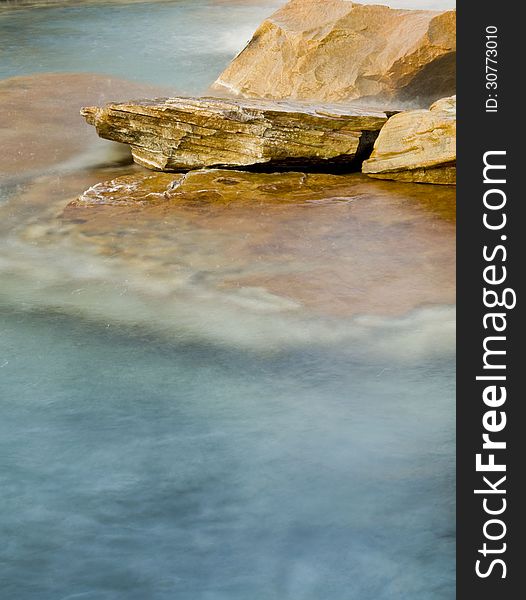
left=0, top=307, right=455, bottom=599
left=0, top=1, right=455, bottom=598
left=0, top=0, right=457, bottom=91
left=0, top=0, right=283, bottom=91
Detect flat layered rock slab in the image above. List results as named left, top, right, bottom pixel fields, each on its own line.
left=363, top=96, right=456, bottom=185
left=81, top=97, right=388, bottom=171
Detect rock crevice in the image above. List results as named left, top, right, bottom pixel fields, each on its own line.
left=81, top=96, right=389, bottom=172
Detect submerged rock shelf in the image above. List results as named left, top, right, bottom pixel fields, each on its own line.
left=68, top=169, right=378, bottom=208
left=57, top=170, right=455, bottom=322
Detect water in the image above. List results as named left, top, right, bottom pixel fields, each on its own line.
left=0, top=0, right=456, bottom=89
left=0, top=0, right=284, bottom=91
left=0, top=1, right=456, bottom=598
left=1, top=307, right=455, bottom=599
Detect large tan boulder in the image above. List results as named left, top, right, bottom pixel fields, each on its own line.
left=81, top=96, right=387, bottom=171
left=212, top=0, right=456, bottom=105
left=362, top=96, right=456, bottom=185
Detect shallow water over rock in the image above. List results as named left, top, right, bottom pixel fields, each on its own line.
left=0, top=149, right=456, bottom=595
left=0, top=73, right=169, bottom=180
left=1, top=159, right=455, bottom=347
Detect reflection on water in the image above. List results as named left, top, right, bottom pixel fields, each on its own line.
left=1, top=1, right=455, bottom=598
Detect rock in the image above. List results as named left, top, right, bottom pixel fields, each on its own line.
left=212, top=0, right=456, bottom=105
left=362, top=96, right=456, bottom=185
left=68, top=169, right=373, bottom=208
left=72, top=172, right=185, bottom=207
left=60, top=169, right=455, bottom=321
left=81, top=97, right=388, bottom=171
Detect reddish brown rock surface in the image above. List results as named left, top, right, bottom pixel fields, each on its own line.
left=61, top=169, right=455, bottom=318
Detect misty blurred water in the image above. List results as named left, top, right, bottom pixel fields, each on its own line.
left=0, top=306, right=455, bottom=600
left=0, top=0, right=455, bottom=90
left=0, top=0, right=283, bottom=91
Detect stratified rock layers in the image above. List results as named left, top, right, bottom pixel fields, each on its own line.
left=81, top=97, right=388, bottom=171
left=213, top=0, right=456, bottom=104
left=363, top=96, right=456, bottom=185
